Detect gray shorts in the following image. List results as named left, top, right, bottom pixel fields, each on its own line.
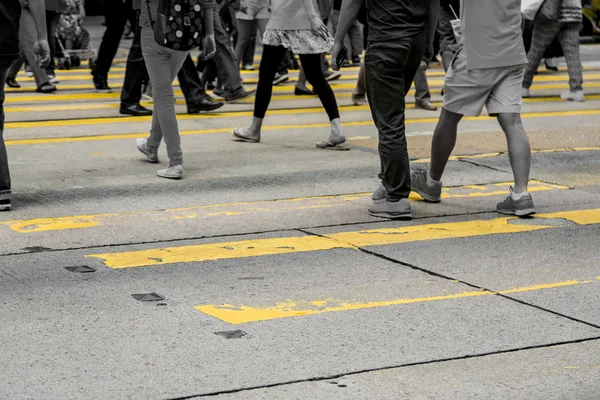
left=443, top=49, right=526, bottom=117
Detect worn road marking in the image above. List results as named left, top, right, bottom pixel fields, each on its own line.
left=1, top=181, right=566, bottom=234
left=8, top=73, right=600, bottom=93
left=409, top=147, right=600, bottom=163
left=6, top=109, right=600, bottom=145
left=85, top=208, right=600, bottom=269
left=196, top=278, right=600, bottom=324
left=6, top=93, right=600, bottom=114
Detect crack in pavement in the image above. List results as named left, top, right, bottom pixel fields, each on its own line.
left=297, top=229, right=600, bottom=330
left=165, top=336, right=600, bottom=399
left=0, top=210, right=496, bottom=258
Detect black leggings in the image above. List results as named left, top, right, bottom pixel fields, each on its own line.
left=254, top=45, right=340, bottom=121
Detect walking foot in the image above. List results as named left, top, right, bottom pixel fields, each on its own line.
left=232, top=127, right=260, bottom=143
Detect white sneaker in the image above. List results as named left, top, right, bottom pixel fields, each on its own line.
left=136, top=138, right=158, bottom=163
left=157, top=164, right=184, bottom=179
left=48, top=74, right=59, bottom=84
left=560, top=90, right=585, bottom=102
left=521, top=87, right=530, bottom=98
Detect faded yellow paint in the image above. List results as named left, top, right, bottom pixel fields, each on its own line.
left=7, top=216, right=106, bottom=232
left=85, top=209, right=600, bottom=269
left=6, top=109, right=600, bottom=145
left=196, top=290, right=493, bottom=324
left=540, top=209, right=600, bottom=225
left=1, top=181, right=566, bottom=233
left=87, top=235, right=356, bottom=268
left=326, top=217, right=555, bottom=248
left=196, top=278, right=600, bottom=324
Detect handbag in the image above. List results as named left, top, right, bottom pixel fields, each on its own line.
left=145, top=0, right=211, bottom=51
left=536, top=0, right=561, bottom=22
left=521, top=0, right=545, bottom=20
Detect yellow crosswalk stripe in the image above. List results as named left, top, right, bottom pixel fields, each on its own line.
left=5, top=93, right=600, bottom=114
left=6, top=81, right=600, bottom=105
left=5, top=109, right=600, bottom=144
left=196, top=278, right=600, bottom=324
left=86, top=208, right=600, bottom=269
left=6, top=105, right=600, bottom=131
left=1, top=181, right=566, bottom=233
left=13, top=71, right=600, bottom=85
left=8, top=73, right=600, bottom=94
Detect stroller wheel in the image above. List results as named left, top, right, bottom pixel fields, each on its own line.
left=71, top=55, right=81, bottom=67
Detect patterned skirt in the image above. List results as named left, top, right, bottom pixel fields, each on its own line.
left=262, top=29, right=334, bottom=55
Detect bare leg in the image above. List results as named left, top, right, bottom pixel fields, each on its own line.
left=429, top=108, right=463, bottom=181
left=496, top=113, right=531, bottom=193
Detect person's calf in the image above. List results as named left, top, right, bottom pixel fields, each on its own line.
left=429, top=108, right=462, bottom=181
left=496, top=113, right=531, bottom=194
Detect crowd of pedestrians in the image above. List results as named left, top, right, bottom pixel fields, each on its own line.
left=0, top=0, right=589, bottom=217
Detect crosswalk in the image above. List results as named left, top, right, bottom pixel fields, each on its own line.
left=2, top=48, right=600, bottom=332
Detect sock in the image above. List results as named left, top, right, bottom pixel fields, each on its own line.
left=426, top=172, right=441, bottom=186
left=511, top=191, right=526, bottom=200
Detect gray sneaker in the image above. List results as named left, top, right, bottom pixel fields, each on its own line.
left=136, top=138, right=159, bottom=163
left=411, top=168, right=442, bottom=202
left=368, top=199, right=412, bottom=220
left=496, top=189, right=536, bottom=216
left=372, top=183, right=387, bottom=204
left=157, top=164, right=184, bottom=180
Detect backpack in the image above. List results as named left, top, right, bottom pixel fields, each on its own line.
left=145, top=0, right=210, bottom=51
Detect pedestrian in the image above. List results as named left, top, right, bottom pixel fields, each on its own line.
left=205, top=0, right=256, bottom=103
left=234, top=0, right=269, bottom=69
left=120, top=0, right=153, bottom=116
left=122, top=0, right=223, bottom=115
left=6, top=2, right=56, bottom=93
left=410, top=0, right=536, bottom=217
left=135, top=0, right=216, bottom=179
left=522, top=0, right=584, bottom=102
left=437, top=0, right=459, bottom=72
left=330, top=0, right=363, bottom=66
left=523, top=20, right=563, bottom=72
left=44, top=0, right=63, bottom=84
left=233, top=0, right=348, bottom=150
left=92, top=0, right=139, bottom=93
left=333, top=0, right=439, bottom=219
left=1, top=0, right=50, bottom=211
left=414, top=70, right=437, bottom=111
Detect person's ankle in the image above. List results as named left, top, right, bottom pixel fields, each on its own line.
left=427, top=172, right=441, bottom=185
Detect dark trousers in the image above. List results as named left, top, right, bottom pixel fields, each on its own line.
left=45, top=10, right=60, bottom=73
left=95, top=0, right=136, bottom=78
left=120, top=14, right=204, bottom=107
left=120, top=15, right=149, bottom=106
left=0, top=59, right=14, bottom=198
left=254, top=45, right=340, bottom=120
left=365, top=37, right=424, bottom=201
left=178, top=55, right=208, bottom=106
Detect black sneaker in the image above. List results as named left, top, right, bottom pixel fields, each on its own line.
left=93, top=75, right=112, bottom=93
left=120, top=103, right=152, bottom=116
left=0, top=199, right=11, bottom=212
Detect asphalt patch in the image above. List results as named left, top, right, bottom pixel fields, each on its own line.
left=64, top=265, right=96, bottom=273
left=132, top=293, right=165, bottom=302
left=215, top=330, right=248, bottom=339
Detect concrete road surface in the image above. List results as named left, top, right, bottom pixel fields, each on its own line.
left=1, top=18, right=599, bottom=400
